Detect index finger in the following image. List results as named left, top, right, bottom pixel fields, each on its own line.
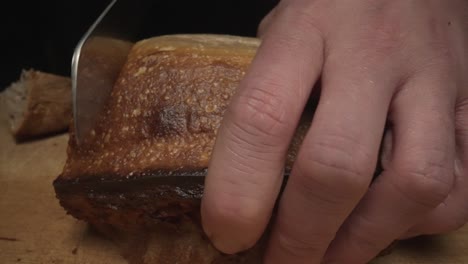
left=201, top=2, right=325, bottom=254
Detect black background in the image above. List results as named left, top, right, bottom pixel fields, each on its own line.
left=0, top=0, right=277, bottom=90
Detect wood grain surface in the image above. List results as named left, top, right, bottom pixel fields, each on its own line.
left=0, top=103, right=467, bottom=264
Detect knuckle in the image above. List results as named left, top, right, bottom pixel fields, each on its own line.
left=258, top=9, right=275, bottom=36
left=350, top=19, right=404, bottom=62
left=296, top=133, right=374, bottom=197
left=257, top=20, right=268, bottom=37
left=274, top=226, right=329, bottom=258
left=345, top=226, right=383, bottom=256
left=283, top=6, right=322, bottom=34
left=292, top=169, right=347, bottom=210
left=393, top=158, right=453, bottom=208
left=411, top=50, right=453, bottom=77
left=230, top=79, right=292, bottom=141
left=274, top=2, right=325, bottom=46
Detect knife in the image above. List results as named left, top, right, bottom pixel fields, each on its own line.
left=71, top=0, right=150, bottom=144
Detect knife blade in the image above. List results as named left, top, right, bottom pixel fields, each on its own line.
left=71, top=0, right=150, bottom=144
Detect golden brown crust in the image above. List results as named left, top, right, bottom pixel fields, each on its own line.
left=2, top=70, right=72, bottom=140
left=59, top=35, right=273, bottom=181
left=54, top=34, right=312, bottom=263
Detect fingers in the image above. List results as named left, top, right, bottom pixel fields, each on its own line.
left=323, top=71, right=456, bottom=264
left=257, top=6, right=277, bottom=38
left=402, top=98, right=468, bottom=238
left=263, top=37, right=397, bottom=263
left=201, top=2, right=325, bottom=254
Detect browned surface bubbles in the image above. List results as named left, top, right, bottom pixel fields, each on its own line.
left=60, top=35, right=262, bottom=181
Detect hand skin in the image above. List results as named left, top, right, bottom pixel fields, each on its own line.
left=201, top=0, right=468, bottom=263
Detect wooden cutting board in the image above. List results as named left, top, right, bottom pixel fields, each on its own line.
left=0, top=106, right=467, bottom=264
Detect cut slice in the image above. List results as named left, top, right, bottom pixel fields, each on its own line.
left=1, top=70, right=71, bottom=140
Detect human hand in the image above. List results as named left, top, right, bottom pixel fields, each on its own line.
left=201, top=0, right=468, bottom=263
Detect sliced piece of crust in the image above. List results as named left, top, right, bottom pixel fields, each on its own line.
left=1, top=70, right=71, bottom=140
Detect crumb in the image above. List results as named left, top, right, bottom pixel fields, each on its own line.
left=72, top=247, right=78, bottom=255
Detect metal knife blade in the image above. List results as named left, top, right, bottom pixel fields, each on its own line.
left=72, top=0, right=150, bottom=144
